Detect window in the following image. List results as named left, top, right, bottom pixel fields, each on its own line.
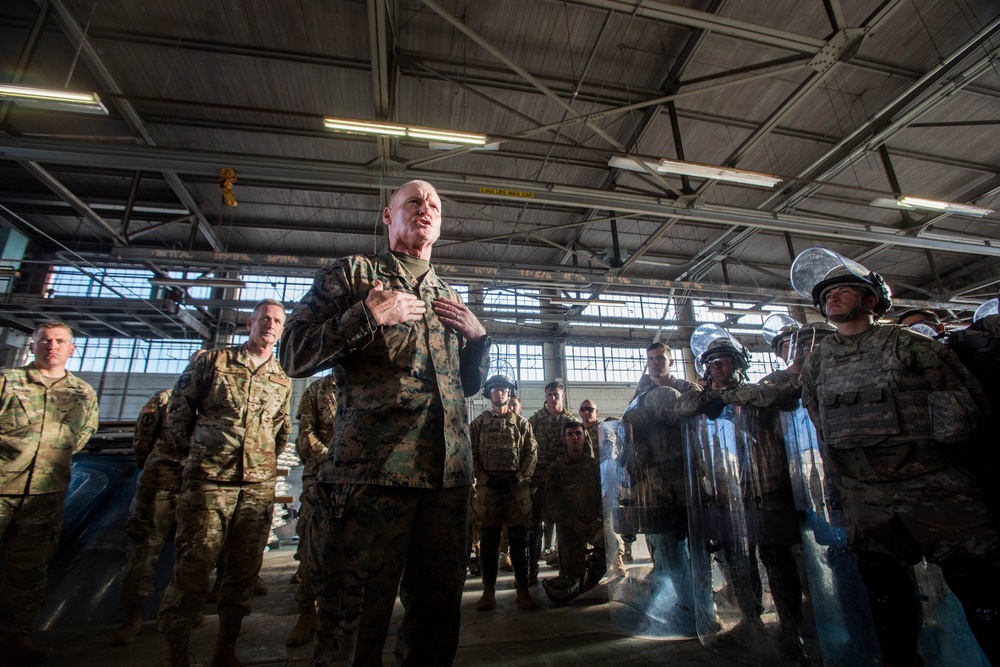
left=483, top=288, right=540, bottom=324
left=566, top=345, right=646, bottom=383
left=240, top=274, right=314, bottom=306
left=49, top=266, right=153, bottom=299
left=491, top=343, right=544, bottom=382
left=66, top=338, right=203, bottom=374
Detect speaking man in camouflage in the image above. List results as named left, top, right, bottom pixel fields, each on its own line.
left=544, top=421, right=604, bottom=599
left=280, top=180, right=490, bottom=666
left=285, top=374, right=336, bottom=647
left=0, top=321, right=98, bottom=664
left=113, top=350, right=206, bottom=647
left=157, top=299, right=292, bottom=667
left=794, top=247, right=1000, bottom=666
left=470, top=375, right=537, bottom=612
left=527, top=381, right=577, bottom=583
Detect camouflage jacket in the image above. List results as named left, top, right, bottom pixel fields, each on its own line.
left=0, top=364, right=98, bottom=496
left=168, top=345, right=292, bottom=484
left=280, top=249, right=491, bottom=489
left=632, top=373, right=699, bottom=400
left=296, top=375, right=337, bottom=479
left=801, top=324, right=987, bottom=452
left=470, top=409, right=537, bottom=485
left=528, top=407, right=579, bottom=482
left=719, top=368, right=802, bottom=411
left=135, top=389, right=187, bottom=491
left=545, top=454, right=602, bottom=526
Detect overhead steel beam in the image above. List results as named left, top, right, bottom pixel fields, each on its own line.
left=4, top=136, right=999, bottom=258
left=559, top=0, right=826, bottom=53
left=18, top=161, right=129, bottom=245
left=39, top=0, right=225, bottom=252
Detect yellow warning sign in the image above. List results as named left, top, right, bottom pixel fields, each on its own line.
left=479, top=187, right=534, bottom=199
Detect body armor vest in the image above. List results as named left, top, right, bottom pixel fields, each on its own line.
left=478, top=412, right=522, bottom=473
left=815, top=326, right=933, bottom=449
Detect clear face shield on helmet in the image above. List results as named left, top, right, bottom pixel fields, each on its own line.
left=790, top=247, right=891, bottom=320
left=762, top=313, right=801, bottom=366
left=690, top=323, right=749, bottom=384
left=974, top=299, right=998, bottom=322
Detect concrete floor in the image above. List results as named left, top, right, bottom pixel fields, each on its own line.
left=37, top=548, right=740, bottom=667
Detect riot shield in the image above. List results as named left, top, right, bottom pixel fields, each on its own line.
left=684, top=404, right=816, bottom=666
left=605, top=400, right=700, bottom=638
left=783, top=405, right=990, bottom=667
left=781, top=405, right=882, bottom=666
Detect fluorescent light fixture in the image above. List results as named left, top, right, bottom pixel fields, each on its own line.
left=870, top=196, right=993, bottom=218
left=0, top=84, right=108, bottom=115
left=609, top=155, right=782, bottom=188
left=324, top=116, right=486, bottom=146
left=550, top=298, right=627, bottom=307
left=149, top=277, right=246, bottom=289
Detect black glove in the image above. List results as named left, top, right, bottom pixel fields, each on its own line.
left=486, top=474, right=517, bottom=494
left=702, top=396, right=727, bottom=420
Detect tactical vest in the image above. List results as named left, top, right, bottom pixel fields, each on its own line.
left=814, top=326, right=933, bottom=449
left=477, top=412, right=522, bottom=473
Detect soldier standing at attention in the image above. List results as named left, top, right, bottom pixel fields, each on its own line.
left=285, top=374, right=336, bottom=647
left=113, top=350, right=206, bottom=646
left=578, top=400, right=601, bottom=452
left=0, top=322, right=98, bottom=664
left=157, top=299, right=292, bottom=667
left=471, top=375, right=538, bottom=612
left=280, top=180, right=490, bottom=666
left=528, top=381, right=577, bottom=583
left=794, top=247, right=1000, bottom=667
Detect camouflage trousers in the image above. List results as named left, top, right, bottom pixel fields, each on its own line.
left=309, top=483, right=471, bottom=667
left=555, top=520, right=604, bottom=582
left=294, top=475, right=317, bottom=610
left=0, top=493, right=64, bottom=638
left=119, top=484, right=179, bottom=609
left=157, top=479, right=274, bottom=630
left=831, top=458, right=1000, bottom=564
left=474, top=483, right=531, bottom=530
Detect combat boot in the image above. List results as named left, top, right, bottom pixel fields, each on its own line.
left=285, top=605, right=316, bottom=647
left=252, top=575, right=268, bottom=596
left=475, top=585, right=496, bottom=611
left=0, top=633, right=52, bottom=664
left=112, top=602, right=144, bottom=646
left=211, top=617, right=243, bottom=667
left=164, top=629, right=197, bottom=667
left=515, top=583, right=538, bottom=610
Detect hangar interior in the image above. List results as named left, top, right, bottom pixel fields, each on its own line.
left=1, top=0, right=999, bottom=665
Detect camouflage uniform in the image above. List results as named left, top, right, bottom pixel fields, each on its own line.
left=801, top=324, right=1000, bottom=665
left=294, top=375, right=336, bottom=611
left=0, top=364, right=98, bottom=639
left=470, top=409, right=537, bottom=589
left=527, top=406, right=577, bottom=577
left=545, top=453, right=603, bottom=582
left=119, top=389, right=186, bottom=613
left=280, top=249, right=490, bottom=666
left=627, top=376, right=701, bottom=606
left=156, top=345, right=291, bottom=631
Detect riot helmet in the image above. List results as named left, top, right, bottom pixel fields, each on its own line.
left=542, top=575, right=581, bottom=604
left=482, top=374, right=518, bottom=400
left=787, top=321, right=836, bottom=364
left=762, top=313, right=801, bottom=361
left=690, top=323, right=751, bottom=384
left=790, top=247, right=892, bottom=321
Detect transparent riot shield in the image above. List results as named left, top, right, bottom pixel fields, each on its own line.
left=783, top=405, right=990, bottom=667
left=605, top=399, right=700, bottom=638
left=684, top=404, right=816, bottom=666
left=781, top=405, right=881, bottom=666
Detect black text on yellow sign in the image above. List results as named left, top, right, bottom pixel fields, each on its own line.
left=479, top=187, right=534, bottom=199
